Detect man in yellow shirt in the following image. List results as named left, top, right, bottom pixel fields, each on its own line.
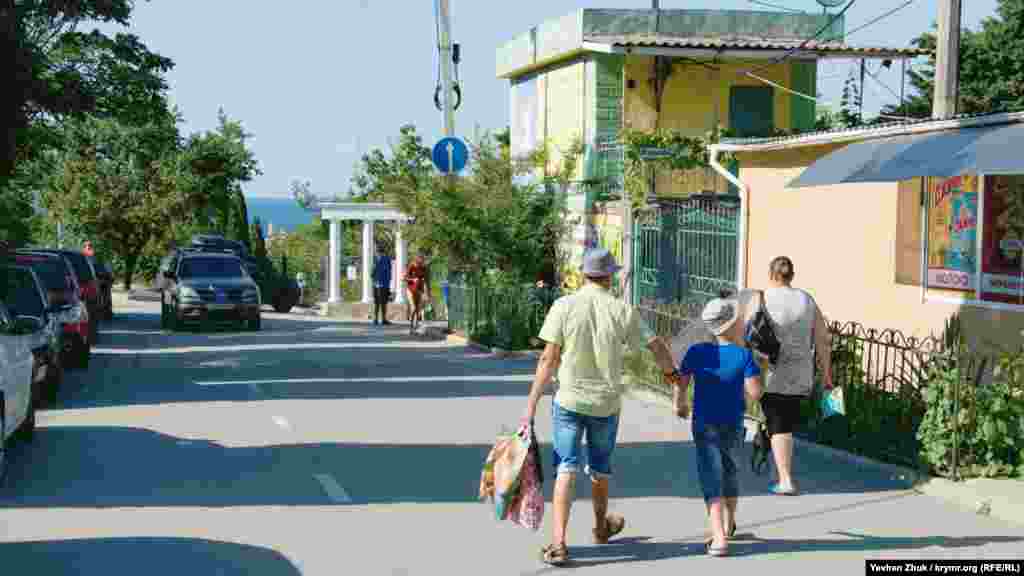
left=522, top=248, right=680, bottom=566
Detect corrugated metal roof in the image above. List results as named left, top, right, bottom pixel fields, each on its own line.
left=585, top=34, right=932, bottom=58
left=716, top=111, right=1024, bottom=150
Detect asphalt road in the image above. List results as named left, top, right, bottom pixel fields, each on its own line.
left=1, top=301, right=1022, bottom=575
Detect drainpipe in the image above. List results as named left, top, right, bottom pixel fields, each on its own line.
left=709, top=144, right=749, bottom=291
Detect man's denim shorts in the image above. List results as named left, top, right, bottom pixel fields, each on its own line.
left=692, top=422, right=742, bottom=503
left=551, top=401, right=620, bottom=479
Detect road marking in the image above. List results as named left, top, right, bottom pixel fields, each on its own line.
left=314, top=473, right=352, bottom=504
left=94, top=341, right=449, bottom=355
left=272, top=416, right=292, bottom=431
left=196, top=375, right=534, bottom=386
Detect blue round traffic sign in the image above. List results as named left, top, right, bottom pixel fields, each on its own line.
left=432, top=137, right=468, bottom=174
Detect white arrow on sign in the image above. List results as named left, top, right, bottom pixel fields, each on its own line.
left=447, top=142, right=455, bottom=174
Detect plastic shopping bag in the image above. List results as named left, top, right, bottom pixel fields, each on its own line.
left=507, top=425, right=545, bottom=531
left=821, top=387, right=846, bottom=419
left=479, top=426, right=531, bottom=521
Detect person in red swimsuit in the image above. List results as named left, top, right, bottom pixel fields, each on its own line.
left=404, top=254, right=430, bottom=332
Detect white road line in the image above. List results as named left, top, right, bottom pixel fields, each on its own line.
left=196, top=375, right=533, bottom=387
left=94, top=341, right=449, bottom=355
left=313, top=473, right=352, bottom=504
left=272, top=416, right=292, bottom=431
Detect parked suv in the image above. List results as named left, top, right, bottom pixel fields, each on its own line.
left=161, top=251, right=261, bottom=331
left=12, top=252, right=91, bottom=369
left=0, top=266, right=64, bottom=407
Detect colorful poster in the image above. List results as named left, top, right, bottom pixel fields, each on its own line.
left=927, top=175, right=978, bottom=291
left=981, top=176, right=1024, bottom=304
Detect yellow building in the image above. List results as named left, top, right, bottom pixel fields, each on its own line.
left=710, top=112, right=1024, bottom=346
left=496, top=8, right=926, bottom=290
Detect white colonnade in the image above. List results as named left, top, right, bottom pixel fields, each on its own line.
left=320, top=202, right=411, bottom=307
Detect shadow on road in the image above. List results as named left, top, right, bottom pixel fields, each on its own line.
left=0, top=426, right=914, bottom=509
left=0, top=536, right=302, bottom=576
left=727, top=530, right=1024, bottom=557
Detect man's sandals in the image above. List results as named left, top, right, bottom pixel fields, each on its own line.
left=540, top=514, right=625, bottom=567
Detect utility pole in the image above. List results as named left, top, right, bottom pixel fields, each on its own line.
left=933, top=0, right=962, bottom=119
left=437, top=0, right=456, bottom=138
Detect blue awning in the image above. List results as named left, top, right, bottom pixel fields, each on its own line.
left=787, top=121, right=1024, bottom=188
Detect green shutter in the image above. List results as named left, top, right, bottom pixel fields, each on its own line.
left=729, top=86, right=774, bottom=138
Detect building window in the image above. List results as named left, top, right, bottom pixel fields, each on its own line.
left=919, top=175, right=1024, bottom=308
left=981, top=175, right=1024, bottom=305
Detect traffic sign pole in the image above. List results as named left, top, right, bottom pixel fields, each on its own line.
left=437, top=0, right=455, bottom=138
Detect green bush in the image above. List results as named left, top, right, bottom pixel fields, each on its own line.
left=917, top=346, right=1024, bottom=479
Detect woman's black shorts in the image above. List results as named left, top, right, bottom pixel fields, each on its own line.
left=760, top=393, right=805, bottom=436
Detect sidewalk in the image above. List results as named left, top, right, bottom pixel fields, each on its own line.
left=628, top=384, right=1024, bottom=529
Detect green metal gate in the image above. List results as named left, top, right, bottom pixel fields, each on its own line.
left=632, top=194, right=740, bottom=307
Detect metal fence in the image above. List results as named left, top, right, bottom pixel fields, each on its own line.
left=446, top=278, right=558, bottom=351
left=633, top=194, right=740, bottom=308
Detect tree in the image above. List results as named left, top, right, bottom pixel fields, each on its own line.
left=839, top=70, right=863, bottom=128
left=291, top=179, right=319, bottom=210
left=42, top=115, right=187, bottom=290
left=251, top=217, right=268, bottom=262
left=181, top=109, right=261, bottom=233
left=352, top=125, right=571, bottom=282
left=230, top=191, right=251, bottom=250
left=884, top=1, right=1024, bottom=118
left=1, top=1, right=174, bottom=187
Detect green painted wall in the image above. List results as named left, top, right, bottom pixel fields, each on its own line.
left=790, top=60, right=818, bottom=132
left=589, top=53, right=624, bottom=206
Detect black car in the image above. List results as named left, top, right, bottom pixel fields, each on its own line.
left=1, top=265, right=64, bottom=406
left=160, top=252, right=261, bottom=331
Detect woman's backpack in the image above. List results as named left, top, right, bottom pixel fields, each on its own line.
left=745, top=290, right=782, bottom=366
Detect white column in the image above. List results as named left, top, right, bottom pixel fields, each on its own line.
left=328, top=219, right=341, bottom=304
left=395, top=223, right=407, bottom=304
left=361, top=220, right=374, bottom=304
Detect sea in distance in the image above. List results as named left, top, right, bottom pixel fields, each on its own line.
left=246, top=195, right=319, bottom=233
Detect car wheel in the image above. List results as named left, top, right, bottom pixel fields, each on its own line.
left=160, top=303, right=168, bottom=329
left=47, top=356, right=64, bottom=406
left=104, top=305, right=113, bottom=322
left=15, top=399, right=35, bottom=442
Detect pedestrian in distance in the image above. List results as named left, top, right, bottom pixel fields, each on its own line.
left=757, top=256, right=833, bottom=495
left=371, top=246, right=392, bottom=325
left=521, top=248, right=681, bottom=567
left=404, top=254, right=429, bottom=334
left=673, top=297, right=764, bottom=557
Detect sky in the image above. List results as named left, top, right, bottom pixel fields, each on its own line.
left=105, top=0, right=1001, bottom=199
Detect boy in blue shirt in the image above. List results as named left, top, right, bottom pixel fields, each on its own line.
left=674, top=297, right=763, bottom=557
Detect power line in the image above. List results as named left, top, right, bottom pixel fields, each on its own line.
left=747, top=0, right=805, bottom=13
left=864, top=62, right=902, bottom=102
left=844, top=0, right=917, bottom=39
left=745, top=0, right=856, bottom=76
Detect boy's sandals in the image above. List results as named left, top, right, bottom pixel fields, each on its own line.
left=703, top=521, right=737, bottom=547
left=593, top=514, right=626, bottom=544
left=540, top=543, right=569, bottom=566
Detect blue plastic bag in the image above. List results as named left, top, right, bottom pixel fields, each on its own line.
left=821, top=387, right=845, bottom=419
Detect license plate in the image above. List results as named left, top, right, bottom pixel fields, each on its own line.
left=216, top=290, right=226, bottom=303
left=207, top=304, right=234, bottom=310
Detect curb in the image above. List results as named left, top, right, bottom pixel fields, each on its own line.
left=445, top=334, right=541, bottom=359
left=625, top=385, right=1023, bottom=527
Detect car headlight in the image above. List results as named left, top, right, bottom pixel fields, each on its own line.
left=179, top=286, right=201, bottom=302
